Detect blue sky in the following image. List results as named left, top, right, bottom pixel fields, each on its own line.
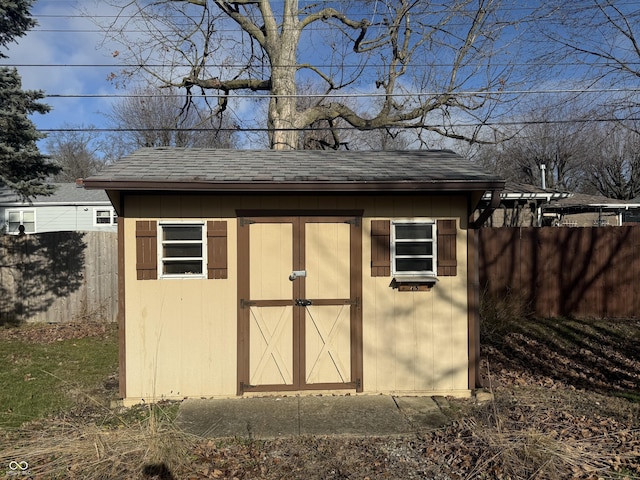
left=3, top=1, right=638, bottom=154
left=1, top=1, right=121, bottom=144
left=3, top=0, right=533, bottom=153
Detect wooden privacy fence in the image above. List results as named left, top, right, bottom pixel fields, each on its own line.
left=0, top=231, right=117, bottom=324
left=478, top=226, right=640, bottom=319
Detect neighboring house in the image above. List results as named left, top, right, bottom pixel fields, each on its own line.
left=541, top=193, right=640, bottom=227
left=84, top=148, right=504, bottom=405
left=0, top=181, right=117, bottom=234
left=477, top=182, right=569, bottom=227
left=476, top=183, right=640, bottom=227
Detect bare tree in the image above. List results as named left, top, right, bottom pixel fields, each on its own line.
left=477, top=96, right=596, bottom=192
left=348, top=127, right=413, bottom=151
left=585, top=123, right=640, bottom=200
left=45, top=127, right=105, bottom=182
left=97, top=0, right=532, bottom=150
left=534, top=1, right=640, bottom=122
left=108, top=85, right=238, bottom=152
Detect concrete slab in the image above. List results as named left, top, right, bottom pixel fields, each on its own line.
left=175, top=395, right=452, bottom=439
left=176, top=397, right=300, bottom=438
left=394, top=396, right=451, bottom=429
left=299, top=395, right=409, bottom=436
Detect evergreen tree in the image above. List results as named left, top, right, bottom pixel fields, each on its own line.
left=0, top=0, right=60, bottom=199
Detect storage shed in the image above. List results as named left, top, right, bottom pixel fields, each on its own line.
left=84, top=148, right=504, bottom=404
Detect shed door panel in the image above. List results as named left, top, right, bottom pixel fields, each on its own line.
left=247, top=222, right=294, bottom=388
left=249, top=305, right=293, bottom=385
left=305, top=305, right=351, bottom=384
left=304, top=222, right=350, bottom=298
left=249, top=223, right=293, bottom=301
left=303, top=222, right=352, bottom=385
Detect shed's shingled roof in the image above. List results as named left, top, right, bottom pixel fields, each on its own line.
left=84, top=148, right=504, bottom=193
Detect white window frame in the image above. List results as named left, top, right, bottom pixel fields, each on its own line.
left=391, top=219, right=437, bottom=278
left=93, top=207, right=117, bottom=226
left=157, top=222, right=206, bottom=279
left=6, top=209, right=36, bottom=234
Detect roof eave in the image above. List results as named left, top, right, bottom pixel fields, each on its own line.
left=83, top=179, right=505, bottom=193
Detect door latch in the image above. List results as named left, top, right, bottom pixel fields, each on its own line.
left=289, top=270, right=307, bottom=281
left=295, top=299, right=313, bottom=307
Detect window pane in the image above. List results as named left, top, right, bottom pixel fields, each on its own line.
left=163, top=261, right=203, bottom=275
left=22, top=212, right=35, bottom=222
left=23, top=222, right=35, bottom=233
left=8, top=212, right=20, bottom=223
left=163, top=244, right=202, bottom=258
left=163, top=226, right=202, bottom=241
left=396, top=241, right=432, bottom=256
left=395, top=258, right=433, bottom=273
left=395, top=224, right=432, bottom=240
left=96, top=210, right=111, bottom=224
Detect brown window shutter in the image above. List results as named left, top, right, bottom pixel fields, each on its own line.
left=437, top=219, right=457, bottom=276
left=136, top=220, right=157, bottom=280
left=207, top=221, right=228, bottom=279
left=371, top=220, right=391, bottom=277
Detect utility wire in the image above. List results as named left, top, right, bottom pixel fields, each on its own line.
left=37, top=117, right=640, bottom=134
left=5, top=61, right=638, bottom=68
left=37, top=88, right=640, bottom=99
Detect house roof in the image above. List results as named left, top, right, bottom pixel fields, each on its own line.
left=545, top=192, right=640, bottom=210
left=0, top=182, right=111, bottom=206
left=83, top=148, right=504, bottom=193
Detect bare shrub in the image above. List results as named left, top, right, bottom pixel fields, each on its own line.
left=480, top=287, right=531, bottom=339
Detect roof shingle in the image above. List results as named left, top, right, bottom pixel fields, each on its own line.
left=84, top=148, right=504, bottom=193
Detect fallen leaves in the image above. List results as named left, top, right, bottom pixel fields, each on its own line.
left=0, top=322, right=112, bottom=344
left=1, top=318, right=638, bottom=479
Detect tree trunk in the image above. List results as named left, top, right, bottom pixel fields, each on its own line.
left=266, top=0, right=300, bottom=150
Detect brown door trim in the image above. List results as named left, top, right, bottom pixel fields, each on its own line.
left=237, top=213, right=363, bottom=395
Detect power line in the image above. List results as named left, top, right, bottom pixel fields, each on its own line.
left=5, top=60, right=639, bottom=68
left=37, top=117, right=640, bottom=134
left=38, top=87, right=640, bottom=99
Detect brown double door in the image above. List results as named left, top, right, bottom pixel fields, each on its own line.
left=237, top=215, right=362, bottom=394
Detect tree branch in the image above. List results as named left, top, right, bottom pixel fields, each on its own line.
left=299, top=7, right=370, bottom=52
left=180, top=75, right=271, bottom=91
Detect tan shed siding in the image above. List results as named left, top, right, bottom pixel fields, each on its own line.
left=122, top=194, right=471, bottom=401
left=362, top=197, right=470, bottom=396
left=124, top=209, right=238, bottom=401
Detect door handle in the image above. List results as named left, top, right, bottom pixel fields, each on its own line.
left=295, top=299, right=313, bottom=307
left=289, top=270, right=307, bottom=281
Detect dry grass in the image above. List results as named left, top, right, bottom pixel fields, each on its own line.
left=461, top=419, right=637, bottom=479
left=1, top=392, right=638, bottom=479
left=1, top=318, right=638, bottom=479
left=1, top=403, right=196, bottom=479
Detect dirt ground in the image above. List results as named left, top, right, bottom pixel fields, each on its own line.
left=2, top=319, right=639, bottom=479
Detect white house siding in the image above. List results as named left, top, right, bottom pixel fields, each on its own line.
left=1, top=184, right=116, bottom=234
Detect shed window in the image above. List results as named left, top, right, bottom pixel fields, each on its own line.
left=159, top=223, right=206, bottom=277
left=392, top=221, right=436, bottom=276
left=371, top=219, right=457, bottom=278
left=7, top=210, right=35, bottom=234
